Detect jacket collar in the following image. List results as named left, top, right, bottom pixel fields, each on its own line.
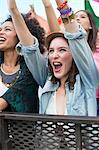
left=41, top=76, right=59, bottom=94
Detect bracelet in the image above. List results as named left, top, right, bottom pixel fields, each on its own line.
left=57, top=1, right=74, bottom=23
left=59, top=8, right=72, bottom=16
left=57, top=0, right=68, bottom=10
left=61, top=13, right=75, bottom=23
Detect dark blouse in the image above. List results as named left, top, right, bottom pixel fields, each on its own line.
left=0, top=55, right=39, bottom=113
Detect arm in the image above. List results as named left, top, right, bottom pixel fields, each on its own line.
left=65, top=30, right=99, bottom=88
left=7, top=0, right=48, bottom=87
left=0, top=98, right=8, bottom=111
left=42, top=0, right=60, bottom=32
left=17, top=41, right=48, bottom=87
left=56, top=0, right=99, bottom=87
left=55, top=0, right=79, bottom=33
left=7, top=0, right=34, bottom=46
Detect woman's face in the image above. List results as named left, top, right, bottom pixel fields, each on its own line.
left=0, top=21, right=18, bottom=51
left=48, top=37, right=73, bottom=83
left=75, top=11, right=92, bottom=32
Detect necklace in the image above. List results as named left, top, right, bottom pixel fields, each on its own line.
left=1, top=64, right=20, bottom=75
left=0, top=65, right=21, bottom=88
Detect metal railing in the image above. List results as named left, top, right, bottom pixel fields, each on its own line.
left=0, top=112, right=99, bottom=150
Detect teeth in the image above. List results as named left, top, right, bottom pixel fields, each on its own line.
left=0, top=37, right=6, bottom=41
left=53, top=62, right=62, bottom=69
left=53, top=62, right=61, bottom=65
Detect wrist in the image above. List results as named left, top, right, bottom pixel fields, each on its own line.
left=57, top=1, right=74, bottom=24
left=57, top=0, right=68, bottom=10
left=62, top=13, right=75, bottom=24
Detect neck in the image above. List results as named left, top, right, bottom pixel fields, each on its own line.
left=1, top=50, right=20, bottom=74
left=60, top=75, right=68, bottom=88
left=86, top=30, right=90, bottom=40
left=3, top=50, right=18, bottom=67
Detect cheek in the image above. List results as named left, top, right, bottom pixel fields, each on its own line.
left=63, top=53, right=72, bottom=62
left=8, top=36, right=18, bottom=46
left=63, top=54, right=73, bottom=68
left=48, top=55, right=53, bottom=65
left=82, top=20, right=91, bottom=30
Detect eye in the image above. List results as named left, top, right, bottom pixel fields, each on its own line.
left=48, top=49, right=54, bottom=54
left=59, top=48, right=69, bottom=53
left=5, top=28, right=11, bottom=31
left=81, top=15, right=86, bottom=18
left=60, top=48, right=66, bottom=52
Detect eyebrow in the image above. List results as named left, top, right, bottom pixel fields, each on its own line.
left=1, top=24, right=13, bottom=28
left=49, top=46, right=70, bottom=50
left=4, top=25, right=13, bottom=28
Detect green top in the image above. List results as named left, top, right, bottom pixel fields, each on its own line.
left=0, top=54, right=39, bottom=113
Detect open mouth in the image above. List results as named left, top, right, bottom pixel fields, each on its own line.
left=0, top=37, right=6, bottom=42
left=53, top=62, right=62, bottom=72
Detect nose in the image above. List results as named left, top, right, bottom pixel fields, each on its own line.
left=52, top=51, right=59, bottom=59
left=75, top=16, right=80, bottom=22
left=0, top=28, right=4, bottom=34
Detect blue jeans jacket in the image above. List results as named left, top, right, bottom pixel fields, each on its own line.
left=16, top=26, right=99, bottom=116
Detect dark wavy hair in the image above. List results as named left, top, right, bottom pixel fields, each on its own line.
left=23, top=14, right=46, bottom=54
left=3, top=14, right=46, bottom=54
left=75, top=10, right=98, bottom=52
left=0, top=14, right=46, bottom=64
left=48, top=37, right=79, bottom=90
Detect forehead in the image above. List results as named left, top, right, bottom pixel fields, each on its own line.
left=75, top=11, right=88, bottom=17
left=49, top=37, right=69, bottom=47
left=0, top=21, right=14, bottom=29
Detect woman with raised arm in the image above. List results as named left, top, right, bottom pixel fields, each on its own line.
left=38, top=0, right=98, bottom=116
left=7, top=0, right=48, bottom=87
left=0, top=0, right=47, bottom=112
left=0, top=15, right=39, bottom=112
left=7, top=0, right=98, bottom=116
left=41, top=0, right=99, bottom=116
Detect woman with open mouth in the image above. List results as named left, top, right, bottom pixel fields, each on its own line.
left=7, top=0, right=99, bottom=116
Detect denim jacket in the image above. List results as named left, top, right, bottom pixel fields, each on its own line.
left=17, top=26, right=99, bottom=116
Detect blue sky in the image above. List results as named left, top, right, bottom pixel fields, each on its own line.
left=0, top=0, right=98, bottom=23
left=0, top=0, right=35, bottom=22
left=0, top=0, right=84, bottom=23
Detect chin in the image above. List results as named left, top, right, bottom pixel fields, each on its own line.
left=54, top=74, right=61, bottom=79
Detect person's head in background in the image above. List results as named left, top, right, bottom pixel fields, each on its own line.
left=46, top=32, right=78, bottom=90
left=75, top=10, right=98, bottom=52
left=0, top=14, right=46, bottom=55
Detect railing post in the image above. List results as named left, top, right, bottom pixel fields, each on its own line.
left=0, top=115, right=12, bottom=150
left=0, top=115, right=3, bottom=150
left=75, top=123, right=82, bottom=150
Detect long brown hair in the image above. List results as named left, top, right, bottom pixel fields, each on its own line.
left=75, top=10, right=98, bottom=52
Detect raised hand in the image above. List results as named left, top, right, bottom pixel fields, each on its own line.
left=55, top=0, right=79, bottom=33
left=42, top=0, right=52, bottom=7
left=42, top=0, right=60, bottom=32
left=7, top=0, right=17, bottom=11
left=7, top=0, right=34, bottom=45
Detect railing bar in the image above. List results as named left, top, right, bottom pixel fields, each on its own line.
left=0, top=113, right=99, bottom=124
left=75, top=123, right=82, bottom=150
left=0, top=118, right=12, bottom=150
